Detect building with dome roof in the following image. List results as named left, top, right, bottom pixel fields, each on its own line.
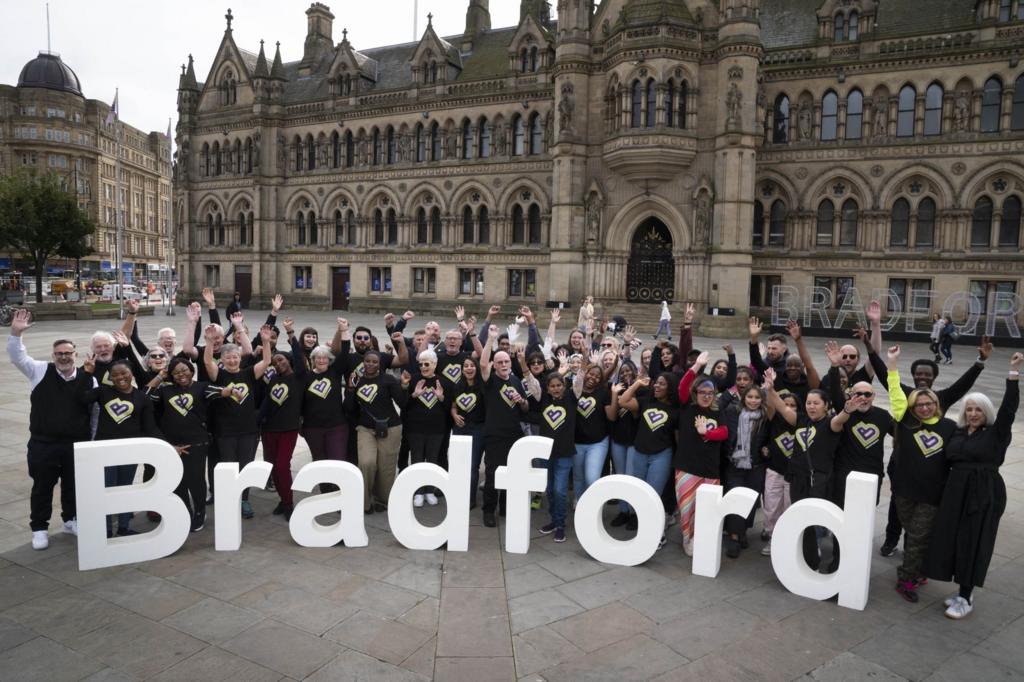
left=1, top=51, right=172, bottom=284
left=176, top=0, right=1024, bottom=337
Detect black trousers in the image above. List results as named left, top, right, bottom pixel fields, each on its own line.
left=174, top=442, right=208, bottom=521
left=26, top=438, right=76, bottom=531
left=788, top=470, right=831, bottom=571
left=884, top=495, right=904, bottom=547
left=724, top=466, right=764, bottom=537
left=482, top=435, right=519, bottom=514
left=216, top=433, right=258, bottom=501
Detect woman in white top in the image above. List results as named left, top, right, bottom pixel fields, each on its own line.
left=654, top=301, right=672, bottom=340
left=577, top=296, right=595, bottom=332
left=929, top=313, right=944, bottom=363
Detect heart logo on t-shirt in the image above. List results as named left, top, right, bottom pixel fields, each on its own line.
left=443, top=364, right=462, bottom=383
left=170, top=393, right=194, bottom=417
left=643, top=408, right=669, bottom=432
left=796, top=426, right=816, bottom=451
left=270, top=384, right=289, bottom=406
left=501, top=385, right=520, bottom=407
left=308, top=378, right=332, bottom=399
left=352, top=362, right=366, bottom=378
left=775, top=433, right=796, bottom=457
left=357, top=383, right=378, bottom=403
left=543, top=405, right=567, bottom=430
left=457, top=393, right=477, bottom=412
left=914, top=429, right=944, bottom=457
left=226, top=382, right=250, bottom=404
left=852, top=422, right=881, bottom=449
left=105, top=398, right=134, bottom=424
left=577, top=396, right=597, bottom=418
left=101, top=371, right=114, bottom=387
left=419, top=390, right=439, bottom=409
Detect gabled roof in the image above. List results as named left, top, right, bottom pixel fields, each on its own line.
left=760, top=0, right=822, bottom=49
left=873, top=0, right=976, bottom=37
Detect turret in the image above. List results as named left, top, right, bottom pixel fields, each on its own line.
left=462, top=0, right=491, bottom=52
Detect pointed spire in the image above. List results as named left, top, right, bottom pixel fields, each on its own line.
left=225, top=8, right=233, bottom=32
left=342, top=27, right=348, bottom=45
left=270, top=41, right=286, bottom=80
left=181, top=54, right=199, bottom=90
left=254, top=39, right=269, bottom=77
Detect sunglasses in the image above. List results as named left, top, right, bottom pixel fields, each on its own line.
left=852, top=391, right=873, bottom=398
left=529, top=359, right=545, bottom=366
left=418, top=362, right=432, bottom=367
left=842, top=354, right=859, bottom=360
left=354, top=335, right=371, bottom=341
left=149, top=353, right=167, bottom=359
left=601, top=343, right=614, bottom=348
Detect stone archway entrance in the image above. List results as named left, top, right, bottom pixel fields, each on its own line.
left=626, top=218, right=674, bottom=304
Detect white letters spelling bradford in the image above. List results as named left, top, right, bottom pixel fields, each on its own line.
left=75, top=436, right=879, bottom=610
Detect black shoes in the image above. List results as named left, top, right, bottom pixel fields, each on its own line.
left=483, top=511, right=497, bottom=527
left=739, top=533, right=749, bottom=549
left=880, top=541, right=897, bottom=557
left=725, top=536, right=740, bottom=558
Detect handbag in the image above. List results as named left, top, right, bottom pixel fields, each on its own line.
left=361, top=404, right=391, bottom=439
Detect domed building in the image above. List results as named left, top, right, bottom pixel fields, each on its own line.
left=1, top=51, right=173, bottom=284
left=175, top=1, right=1024, bottom=338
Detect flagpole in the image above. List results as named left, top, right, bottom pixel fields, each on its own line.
left=165, top=117, right=175, bottom=316
left=113, top=88, right=124, bottom=320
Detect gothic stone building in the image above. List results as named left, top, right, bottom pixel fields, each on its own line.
left=175, top=0, right=1024, bottom=336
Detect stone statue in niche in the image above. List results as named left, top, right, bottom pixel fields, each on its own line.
left=277, top=134, right=286, bottom=170
left=318, top=142, right=328, bottom=168
left=493, top=124, right=507, bottom=155
left=356, top=134, right=368, bottom=165
left=558, top=84, right=575, bottom=135
left=252, top=133, right=260, bottom=168
left=694, top=192, right=712, bottom=247
left=725, top=83, right=742, bottom=130
left=445, top=128, right=457, bottom=158
left=954, top=92, right=970, bottom=132
left=397, top=133, right=409, bottom=162
left=584, top=192, right=603, bottom=244
left=179, top=140, right=189, bottom=180
left=873, top=98, right=889, bottom=138
left=797, top=102, right=812, bottom=141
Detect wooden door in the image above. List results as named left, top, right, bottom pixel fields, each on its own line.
left=331, top=267, right=349, bottom=310
left=233, top=271, right=252, bottom=307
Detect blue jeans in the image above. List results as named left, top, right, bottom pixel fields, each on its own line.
left=655, top=319, right=671, bottom=338
left=573, top=437, right=609, bottom=500
left=454, top=422, right=485, bottom=504
left=547, top=456, right=574, bottom=528
left=609, top=440, right=631, bottom=514
left=626, top=447, right=673, bottom=515
left=104, top=463, right=138, bottom=535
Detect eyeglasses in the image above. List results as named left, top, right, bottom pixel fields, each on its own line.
left=852, top=391, right=873, bottom=398
left=915, top=401, right=937, bottom=408
left=53, top=351, right=75, bottom=358
left=418, top=362, right=432, bottom=367
left=696, top=390, right=716, bottom=397
left=601, top=343, right=614, bottom=348
left=148, top=353, right=167, bottom=359
left=529, top=359, right=545, bottom=366
left=842, top=354, right=859, bottom=360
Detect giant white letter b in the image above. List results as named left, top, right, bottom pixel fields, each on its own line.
left=75, top=438, right=190, bottom=570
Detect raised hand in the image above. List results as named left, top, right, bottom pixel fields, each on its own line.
left=825, top=339, right=843, bottom=366
left=259, top=325, right=273, bottom=343
left=694, top=350, right=710, bottom=371
left=230, top=311, right=244, bottom=330
left=763, top=367, right=777, bottom=387
left=400, top=370, right=411, bottom=386
left=283, top=317, right=295, bottom=334
left=413, top=379, right=425, bottom=396
left=402, top=310, right=415, bottom=321
left=589, top=350, right=602, bottom=366
left=434, top=383, right=444, bottom=401
left=383, top=312, right=395, bottom=328
left=203, top=323, right=219, bottom=341
left=685, top=302, right=695, bottom=324
left=623, top=325, right=636, bottom=344
left=271, top=294, right=284, bottom=315
left=865, top=299, right=881, bottom=324
left=125, top=298, right=139, bottom=314
left=785, top=319, right=801, bottom=341
left=201, top=287, right=215, bottom=308
left=610, top=381, right=623, bottom=397
left=488, top=304, right=501, bottom=318
left=520, top=306, right=535, bottom=325
left=843, top=396, right=861, bottom=414
left=978, top=335, right=993, bottom=361
left=186, top=302, right=201, bottom=322
left=722, top=343, right=734, bottom=355
left=390, top=331, right=404, bottom=345
left=695, top=415, right=709, bottom=435
left=10, top=308, right=32, bottom=334
left=1010, top=352, right=1023, bottom=372
left=748, top=316, right=763, bottom=339
left=550, top=308, right=561, bottom=324
left=112, top=330, right=129, bottom=347
left=464, top=316, right=476, bottom=334
left=488, top=324, right=499, bottom=337
left=636, top=376, right=651, bottom=387
left=337, top=317, right=349, bottom=333
left=454, top=305, right=465, bottom=321
left=887, top=344, right=901, bottom=362
left=83, top=353, right=96, bottom=374
left=556, top=349, right=569, bottom=367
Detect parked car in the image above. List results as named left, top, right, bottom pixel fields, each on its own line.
left=102, top=283, right=143, bottom=301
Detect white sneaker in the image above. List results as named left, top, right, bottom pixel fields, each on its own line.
left=945, top=596, right=974, bottom=619
left=682, top=538, right=693, bottom=557
left=32, top=530, right=49, bottom=550
left=760, top=541, right=772, bottom=557
left=424, top=493, right=439, bottom=506
left=62, top=519, right=78, bottom=536
left=413, top=494, right=424, bottom=508
left=944, top=595, right=957, bottom=607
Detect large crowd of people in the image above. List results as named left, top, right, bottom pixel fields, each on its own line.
left=7, top=291, right=1021, bottom=621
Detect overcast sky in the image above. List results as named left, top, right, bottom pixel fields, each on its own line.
left=1, top=0, right=522, bottom=135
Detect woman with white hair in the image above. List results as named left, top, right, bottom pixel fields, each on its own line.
left=401, top=348, right=447, bottom=507
left=925, top=352, right=1022, bottom=619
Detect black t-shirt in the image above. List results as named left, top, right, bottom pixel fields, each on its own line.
left=890, top=416, right=956, bottom=505
left=262, top=372, right=304, bottom=432
left=675, top=404, right=724, bottom=478
left=187, top=345, right=222, bottom=383
left=152, top=383, right=212, bottom=445
left=575, top=388, right=611, bottom=444
left=788, top=414, right=842, bottom=479
left=301, top=363, right=347, bottom=429
left=351, top=373, right=407, bottom=428
left=452, top=378, right=486, bottom=426
left=92, top=386, right=161, bottom=441
left=342, top=351, right=394, bottom=382
left=211, top=366, right=258, bottom=436
left=765, top=414, right=796, bottom=475
left=610, top=400, right=640, bottom=445
left=836, top=406, right=893, bottom=478
left=535, top=393, right=577, bottom=458
left=484, top=373, right=528, bottom=438
left=634, top=397, right=678, bottom=455
left=436, top=351, right=469, bottom=386
left=404, top=376, right=450, bottom=435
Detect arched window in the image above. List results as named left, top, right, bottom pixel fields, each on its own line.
left=768, top=200, right=787, bottom=246
left=386, top=127, right=396, bottom=165
left=331, top=132, right=340, bottom=168
left=981, top=77, right=1002, bottom=132
left=840, top=198, right=858, bottom=246
left=463, top=206, right=475, bottom=243
left=816, top=200, right=835, bottom=246
left=416, top=207, right=428, bottom=244
left=890, top=198, right=910, bottom=246
left=833, top=14, right=845, bottom=41
left=529, top=113, right=542, bottom=154
left=297, top=212, right=306, bottom=245
left=346, top=210, right=357, bottom=245
left=752, top=201, right=765, bottom=247
left=645, top=79, right=656, bottom=128
left=678, top=81, right=688, bottom=129
left=371, top=129, right=380, bottom=165
left=238, top=212, right=247, bottom=246
left=971, top=196, right=993, bottom=247
left=373, top=209, right=384, bottom=245
left=924, top=83, right=943, bottom=136
left=631, top=80, right=643, bottom=128
left=897, top=85, right=916, bottom=137
left=1000, top=196, right=1021, bottom=248
left=846, top=89, right=863, bottom=140
left=234, top=140, right=242, bottom=174
left=334, top=210, right=344, bottom=244
left=462, top=120, right=473, bottom=160
left=478, top=118, right=490, bottom=158
left=202, top=143, right=210, bottom=176
left=294, top=136, right=303, bottom=171
left=246, top=138, right=254, bottom=173
left=916, top=197, right=936, bottom=248
left=521, top=49, right=529, bottom=74
left=207, top=214, right=215, bottom=244
left=999, top=0, right=1012, bottom=21
left=306, top=136, right=315, bottom=171
left=213, top=142, right=221, bottom=175
left=821, top=91, right=838, bottom=141
left=308, top=211, right=318, bottom=245
left=528, top=203, right=542, bottom=244
left=773, top=94, right=790, bottom=143
left=343, top=74, right=351, bottom=95
left=512, top=115, right=525, bottom=155
left=530, top=46, right=538, bottom=72
left=512, top=205, right=525, bottom=243
left=345, top=131, right=354, bottom=166
left=430, top=122, right=441, bottom=161
left=430, top=207, right=442, bottom=244
left=415, top=123, right=425, bottom=162
left=848, top=11, right=859, bottom=40
left=431, top=62, right=438, bottom=84
left=478, top=206, right=490, bottom=244
left=1013, top=74, right=1024, bottom=131
left=387, top=208, right=398, bottom=244
left=666, top=81, right=675, bottom=127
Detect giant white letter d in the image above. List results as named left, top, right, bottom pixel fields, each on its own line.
left=75, top=438, right=190, bottom=570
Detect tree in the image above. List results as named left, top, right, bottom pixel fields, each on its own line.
left=0, top=171, right=95, bottom=303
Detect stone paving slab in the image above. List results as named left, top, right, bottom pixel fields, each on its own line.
left=0, top=308, right=1023, bottom=679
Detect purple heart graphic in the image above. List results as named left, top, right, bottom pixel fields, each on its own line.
left=271, top=386, right=287, bottom=400
left=920, top=434, right=939, bottom=449
left=173, top=395, right=190, bottom=409
left=110, top=402, right=130, bottom=416
left=458, top=393, right=476, bottom=409
left=777, top=434, right=795, bottom=454
left=647, top=411, right=665, bottom=424
left=313, top=379, right=329, bottom=392
left=444, top=365, right=462, bottom=380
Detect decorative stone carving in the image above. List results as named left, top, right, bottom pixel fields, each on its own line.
left=277, top=134, right=286, bottom=170
left=873, top=98, right=888, bottom=138
left=558, top=82, right=575, bottom=135
left=797, top=102, right=812, bottom=141
left=694, top=191, right=712, bottom=247
left=726, top=83, right=743, bottom=130
left=954, top=91, right=970, bottom=132
left=318, top=142, right=328, bottom=168
left=493, top=124, right=507, bottom=155
left=584, top=191, right=603, bottom=244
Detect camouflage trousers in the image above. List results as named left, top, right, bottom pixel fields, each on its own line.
left=893, top=495, right=938, bottom=583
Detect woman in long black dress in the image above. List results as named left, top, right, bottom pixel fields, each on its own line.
left=925, top=352, right=1022, bottom=619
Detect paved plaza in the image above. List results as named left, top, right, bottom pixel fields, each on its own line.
left=1, top=306, right=1023, bottom=681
